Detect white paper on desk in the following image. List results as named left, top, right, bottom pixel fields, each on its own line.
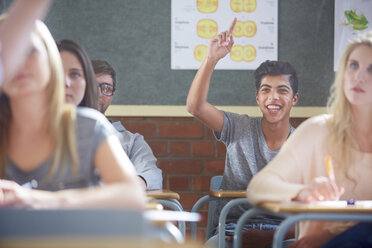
left=144, top=210, right=201, bottom=222
left=282, top=201, right=372, bottom=208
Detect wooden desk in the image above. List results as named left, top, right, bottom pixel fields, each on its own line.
left=0, top=209, right=188, bottom=246
left=1, top=239, right=205, bottom=248
left=261, top=200, right=372, bottom=214
left=233, top=201, right=372, bottom=248
left=209, top=190, right=246, bottom=198
left=146, top=190, right=185, bottom=236
left=146, top=190, right=180, bottom=200
left=146, top=197, right=163, bottom=210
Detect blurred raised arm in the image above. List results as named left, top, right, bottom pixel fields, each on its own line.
left=0, top=0, right=52, bottom=85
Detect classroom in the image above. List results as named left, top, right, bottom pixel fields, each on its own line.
left=0, top=0, right=371, bottom=247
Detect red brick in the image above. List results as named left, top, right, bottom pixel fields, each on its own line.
left=170, top=117, right=195, bottom=122
left=193, top=176, right=212, bottom=191
left=147, top=117, right=171, bottom=121
left=168, top=176, right=190, bottom=191
left=192, top=141, right=214, bottom=156
left=185, top=226, right=207, bottom=241
left=159, top=123, right=203, bottom=138
left=196, top=228, right=206, bottom=242
left=179, top=192, right=204, bottom=209
left=198, top=211, right=209, bottom=226
left=123, top=123, right=156, bottom=137
left=204, top=127, right=215, bottom=140
left=290, top=117, right=307, bottom=128
left=148, top=141, right=167, bottom=157
left=158, top=159, right=203, bottom=174
left=185, top=229, right=207, bottom=242
left=162, top=175, right=168, bottom=189
left=120, top=117, right=145, bottom=121
left=217, top=142, right=226, bottom=157
left=205, top=159, right=225, bottom=174
left=169, top=142, right=190, bottom=156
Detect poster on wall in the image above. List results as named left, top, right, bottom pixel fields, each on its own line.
left=334, top=0, right=371, bottom=71
left=171, top=0, right=278, bottom=70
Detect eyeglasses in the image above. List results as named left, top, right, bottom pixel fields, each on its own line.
left=97, top=83, right=116, bottom=96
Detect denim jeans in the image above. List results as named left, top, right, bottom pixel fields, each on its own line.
left=224, top=222, right=278, bottom=236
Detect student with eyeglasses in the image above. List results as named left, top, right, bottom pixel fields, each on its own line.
left=92, top=60, right=162, bottom=190
left=97, top=82, right=115, bottom=99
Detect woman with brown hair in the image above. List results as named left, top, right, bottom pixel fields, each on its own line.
left=56, top=39, right=98, bottom=109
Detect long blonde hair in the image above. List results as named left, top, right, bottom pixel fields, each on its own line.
left=0, top=19, right=79, bottom=179
left=327, top=31, right=372, bottom=165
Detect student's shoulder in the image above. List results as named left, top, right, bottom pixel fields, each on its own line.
left=111, top=121, right=144, bottom=142
left=111, top=120, right=126, bottom=132
left=300, top=114, right=330, bottom=127
left=76, top=107, right=112, bottom=127
left=294, top=114, right=331, bottom=136
left=222, top=110, right=258, bottom=124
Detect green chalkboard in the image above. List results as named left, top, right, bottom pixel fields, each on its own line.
left=1, top=0, right=335, bottom=106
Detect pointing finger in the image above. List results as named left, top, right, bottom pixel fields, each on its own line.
left=228, top=17, right=237, bottom=36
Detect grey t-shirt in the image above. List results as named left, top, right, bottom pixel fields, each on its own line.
left=112, top=121, right=162, bottom=190
left=5, top=107, right=119, bottom=191
left=213, top=111, right=295, bottom=226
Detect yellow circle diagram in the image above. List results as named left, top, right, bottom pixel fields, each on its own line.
left=231, top=0, right=243, bottom=13
left=230, top=45, right=243, bottom=62
left=231, top=0, right=257, bottom=13
left=243, top=45, right=256, bottom=62
left=232, top=20, right=244, bottom=38
left=244, top=21, right=257, bottom=37
left=243, top=0, right=257, bottom=12
left=194, top=45, right=207, bottom=62
left=230, top=45, right=256, bottom=62
left=232, top=20, right=257, bottom=38
left=197, top=19, right=218, bottom=39
left=197, top=0, right=218, bottom=13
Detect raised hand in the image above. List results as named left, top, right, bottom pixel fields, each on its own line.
left=206, top=18, right=237, bottom=63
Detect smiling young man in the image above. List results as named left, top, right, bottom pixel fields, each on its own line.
left=186, top=19, right=298, bottom=247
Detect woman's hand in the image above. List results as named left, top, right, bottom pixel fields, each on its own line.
left=292, top=176, right=344, bottom=203
left=0, top=179, right=32, bottom=208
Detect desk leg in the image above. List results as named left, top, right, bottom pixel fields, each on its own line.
left=218, top=198, right=249, bottom=248
left=164, top=222, right=184, bottom=243
left=190, top=195, right=214, bottom=239
left=232, top=207, right=268, bottom=248
left=157, top=199, right=185, bottom=237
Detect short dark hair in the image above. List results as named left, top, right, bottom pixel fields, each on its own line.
left=254, top=60, right=298, bottom=96
left=91, top=60, right=117, bottom=88
left=56, top=39, right=98, bottom=109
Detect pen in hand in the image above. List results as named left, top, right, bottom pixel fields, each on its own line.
left=325, top=155, right=343, bottom=200
left=325, top=155, right=335, bottom=182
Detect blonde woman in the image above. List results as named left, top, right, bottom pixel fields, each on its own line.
left=247, top=31, right=372, bottom=248
left=0, top=19, right=145, bottom=209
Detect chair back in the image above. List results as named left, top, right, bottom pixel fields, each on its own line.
left=206, top=175, right=223, bottom=239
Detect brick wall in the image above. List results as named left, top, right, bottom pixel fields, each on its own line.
left=109, top=116, right=306, bottom=240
